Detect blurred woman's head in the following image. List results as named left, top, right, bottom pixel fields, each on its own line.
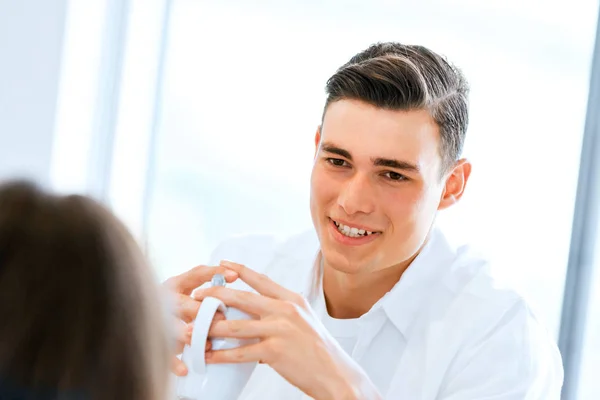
left=0, top=180, right=171, bottom=399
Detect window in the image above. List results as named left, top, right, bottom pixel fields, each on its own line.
left=577, top=234, right=600, bottom=398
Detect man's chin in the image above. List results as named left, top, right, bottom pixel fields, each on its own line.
left=321, top=247, right=371, bottom=275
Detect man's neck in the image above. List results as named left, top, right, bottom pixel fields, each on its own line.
left=322, top=254, right=418, bottom=319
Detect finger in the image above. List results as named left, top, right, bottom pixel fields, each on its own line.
left=205, top=341, right=269, bottom=364
left=174, top=319, right=192, bottom=354
left=208, top=319, right=278, bottom=339
left=211, top=311, right=226, bottom=323
left=175, top=294, right=201, bottom=323
left=165, top=265, right=238, bottom=295
left=193, top=286, right=276, bottom=317
left=176, top=298, right=229, bottom=329
left=172, top=322, right=219, bottom=375
left=175, top=293, right=229, bottom=323
left=219, top=260, right=298, bottom=302
left=208, top=311, right=226, bottom=334
left=175, top=310, right=225, bottom=351
left=171, top=356, right=188, bottom=376
left=175, top=323, right=214, bottom=354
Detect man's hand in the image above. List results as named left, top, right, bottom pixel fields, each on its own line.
left=163, top=265, right=238, bottom=376
left=192, top=260, right=382, bottom=400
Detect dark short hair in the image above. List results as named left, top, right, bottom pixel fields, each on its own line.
left=324, top=42, right=470, bottom=171
left=0, top=180, right=170, bottom=400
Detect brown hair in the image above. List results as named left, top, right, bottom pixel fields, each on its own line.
left=324, top=42, right=470, bottom=172
left=0, top=180, right=171, bottom=399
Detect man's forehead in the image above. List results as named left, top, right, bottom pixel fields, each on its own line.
left=319, top=125, right=440, bottom=161
left=322, top=99, right=436, bottom=128
left=321, top=101, right=441, bottom=154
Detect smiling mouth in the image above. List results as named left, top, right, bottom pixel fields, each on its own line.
left=331, top=219, right=380, bottom=238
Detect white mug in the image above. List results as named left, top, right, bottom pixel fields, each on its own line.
left=176, top=296, right=258, bottom=400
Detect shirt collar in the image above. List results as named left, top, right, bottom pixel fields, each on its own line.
left=378, top=227, right=457, bottom=338
left=306, top=226, right=458, bottom=339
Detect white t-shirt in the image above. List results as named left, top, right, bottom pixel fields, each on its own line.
left=320, top=309, right=359, bottom=357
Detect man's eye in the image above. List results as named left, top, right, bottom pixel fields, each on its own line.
left=327, top=158, right=347, bottom=167
left=384, top=171, right=407, bottom=181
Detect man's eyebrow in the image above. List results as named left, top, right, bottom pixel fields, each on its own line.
left=321, top=142, right=352, bottom=160
left=321, top=141, right=420, bottom=173
left=373, top=158, right=420, bottom=173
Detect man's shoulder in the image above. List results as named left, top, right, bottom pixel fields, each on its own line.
left=434, top=230, right=561, bottom=359
left=417, top=230, right=563, bottom=396
left=430, top=228, right=522, bottom=305
left=429, top=228, right=551, bottom=336
left=437, top=271, right=564, bottom=397
left=208, top=230, right=319, bottom=274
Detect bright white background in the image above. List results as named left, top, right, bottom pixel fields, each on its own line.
left=1, top=1, right=599, bottom=398
left=0, top=0, right=67, bottom=186
left=147, top=0, right=597, bottom=340
left=145, top=2, right=600, bottom=398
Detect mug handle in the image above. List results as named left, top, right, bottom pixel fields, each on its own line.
left=190, top=296, right=227, bottom=375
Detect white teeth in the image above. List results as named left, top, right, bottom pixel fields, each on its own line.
left=333, top=221, right=376, bottom=238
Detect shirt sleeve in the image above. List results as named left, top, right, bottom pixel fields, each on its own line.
left=437, top=300, right=564, bottom=400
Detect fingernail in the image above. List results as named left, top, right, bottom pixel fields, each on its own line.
left=191, top=290, right=203, bottom=300
left=176, top=364, right=188, bottom=376
left=224, top=270, right=237, bottom=278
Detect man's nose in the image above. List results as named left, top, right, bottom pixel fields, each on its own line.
left=337, top=173, right=376, bottom=216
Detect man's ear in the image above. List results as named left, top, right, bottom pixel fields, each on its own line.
left=313, top=126, right=322, bottom=159
left=438, top=159, right=472, bottom=210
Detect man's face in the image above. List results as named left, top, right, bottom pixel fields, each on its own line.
left=310, top=99, right=465, bottom=275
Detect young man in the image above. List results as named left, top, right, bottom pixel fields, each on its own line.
left=167, top=42, right=564, bottom=399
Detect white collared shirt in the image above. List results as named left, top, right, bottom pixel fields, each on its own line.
left=209, top=227, right=564, bottom=399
